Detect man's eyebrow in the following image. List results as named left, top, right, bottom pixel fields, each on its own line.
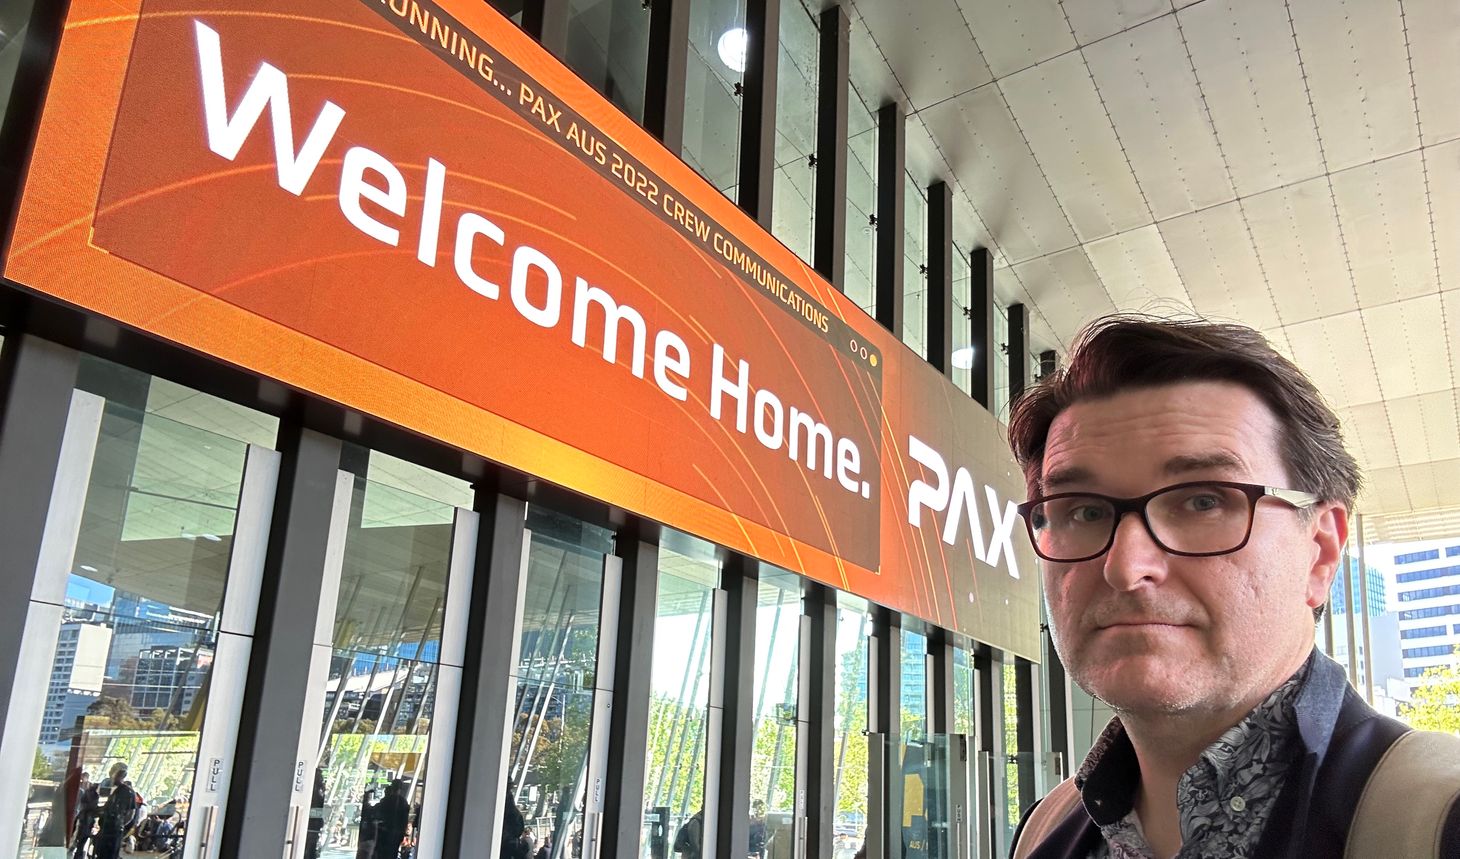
left=1162, top=451, right=1247, bottom=475
left=1042, top=465, right=1093, bottom=491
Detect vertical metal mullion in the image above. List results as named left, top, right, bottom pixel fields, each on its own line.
left=441, top=490, right=529, bottom=857
left=872, top=607, right=903, bottom=859
left=804, top=584, right=837, bottom=859
left=222, top=424, right=344, bottom=858
left=644, top=0, right=691, bottom=152
left=976, top=645, right=1007, bottom=859
left=0, top=335, right=79, bottom=741
left=605, top=533, right=661, bottom=857
left=929, top=630, right=955, bottom=736
left=1008, top=302, right=1029, bottom=404
left=1013, top=657, right=1038, bottom=810
left=813, top=5, right=849, bottom=289
left=713, top=553, right=759, bottom=859
left=874, top=102, right=906, bottom=336
left=969, top=247, right=996, bottom=408
left=522, top=0, right=571, bottom=58
left=737, top=0, right=781, bottom=228
left=1342, top=541, right=1359, bottom=684
left=1357, top=515, right=1374, bottom=704
left=1042, top=627, right=1071, bottom=785
left=927, top=181, right=954, bottom=376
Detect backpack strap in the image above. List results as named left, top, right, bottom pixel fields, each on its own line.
left=1012, top=777, right=1082, bottom=859
left=1344, top=730, right=1460, bottom=859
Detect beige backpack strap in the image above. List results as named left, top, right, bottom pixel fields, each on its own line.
left=1012, top=777, right=1083, bottom=859
left=1345, top=730, right=1460, bottom=859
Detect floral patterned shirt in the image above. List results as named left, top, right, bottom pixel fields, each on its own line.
left=1073, top=663, right=1310, bottom=859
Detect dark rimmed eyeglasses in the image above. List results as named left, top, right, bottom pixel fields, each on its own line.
left=1015, top=480, right=1319, bottom=563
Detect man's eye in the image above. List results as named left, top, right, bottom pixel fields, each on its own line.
left=1185, top=494, right=1223, bottom=512
left=1070, top=505, right=1107, bottom=523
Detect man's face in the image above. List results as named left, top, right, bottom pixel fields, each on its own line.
left=1037, top=382, right=1345, bottom=719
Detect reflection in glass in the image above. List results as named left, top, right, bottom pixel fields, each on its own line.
left=770, top=3, right=818, bottom=265
left=18, top=361, right=271, bottom=859
left=899, top=628, right=930, bottom=857
left=952, top=648, right=974, bottom=738
left=750, top=569, right=801, bottom=857
left=902, top=176, right=928, bottom=360
left=993, top=302, right=1010, bottom=422
left=832, top=602, right=870, bottom=859
left=843, top=90, right=877, bottom=315
left=564, top=0, right=651, bottom=122
left=1002, top=661, right=1020, bottom=843
left=641, top=531, right=720, bottom=859
left=312, top=457, right=467, bottom=859
left=952, top=245, right=973, bottom=395
left=682, top=0, right=747, bottom=195
left=506, top=508, right=613, bottom=859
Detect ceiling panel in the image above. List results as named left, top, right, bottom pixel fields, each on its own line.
left=1386, top=391, right=1460, bottom=467
left=958, top=0, right=1076, bottom=78
left=1011, top=247, right=1115, bottom=343
left=1000, top=51, right=1150, bottom=242
left=1281, top=311, right=1383, bottom=409
left=1338, top=401, right=1400, bottom=470
left=1289, top=0, right=1419, bottom=173
left=850, top=0, right=992, bottom=110
left=1330, top=150, right=1440, bottom=307
left=917, top=86, right=1078, bottom=264
left=1444, top=289, right=1460, bottom=388
left=846, top=2, right=905, bottom=111
left=1362, top=465, right=1412, bottom=514
left=1428, top=140, right=1460, bottom=290
left=1062, top=0, right=1170, bottom=46
left=1432, top=460, right=1460, bottom=510
left=1362, top=293, right=1454, bottom=399
left=1083, top=15, right=1235, bottom=221
left=1406, top=0, right=1460, bottom=147
left=1178, top=0, right=1325, bottom=197
left=1243, top=176, right=1358, bottom=324
left=1083, top=225, right=1195, bottom=312
left=1157, top=202, right=1282, bottom=330
left=994, top=267, right=1062, bottom=351
left=1402, top=462, right=1442, bottom=511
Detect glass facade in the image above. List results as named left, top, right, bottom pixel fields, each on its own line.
left=902, top=177, right=928, bottom=361
left=844, top=88, right=877, bottom=315
left=898, top=626, right=929, bottom=856
left=506, top=508, right=615, bottom=859
left=564, top=0, right=651, bottom=122
left=309, top=453, right=468, bottom=859
left=750, top=569, right=802, bottom=855
left=832, top=601, right=870, bottom=858
left=17, top=358, right=277, bottom=859
left=951, top=244, right=973, bottom=396
left=770, top=2, right=818, bottom=265
left=682, top=0, right=748, bottom=195
left=641, top=530, right=720, bottom=858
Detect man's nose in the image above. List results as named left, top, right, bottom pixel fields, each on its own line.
left=1101, top=511, right=1171, bottom=591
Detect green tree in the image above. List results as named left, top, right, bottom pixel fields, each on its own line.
left=33, top=748, right=49, bottom=779
left=1400, top=646, right=1460, bottom=736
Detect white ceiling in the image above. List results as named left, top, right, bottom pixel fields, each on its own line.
left=842, top=0, right=1460, bottom=521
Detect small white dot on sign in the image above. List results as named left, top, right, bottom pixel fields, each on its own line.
left=1229, top=795, right=1246, bottom=813
left=861, top=481, right=871, bottom=499
left=967, top=592, right=975, bottom=604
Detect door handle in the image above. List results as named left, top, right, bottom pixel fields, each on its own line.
left=197, top=805, right=218, bottom=858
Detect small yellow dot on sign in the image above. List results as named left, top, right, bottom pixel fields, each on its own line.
left=869, top=354, right=878, bottom=367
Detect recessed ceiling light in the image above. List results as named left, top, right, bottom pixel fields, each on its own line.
left=717, top=27, right=749, bottom=73
left=79, top=565, right=98, bottom=573
left=201, top=533, right=222, bottom=542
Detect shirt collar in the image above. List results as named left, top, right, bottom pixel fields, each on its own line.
left=1072, top=652, right=1318, bottom=828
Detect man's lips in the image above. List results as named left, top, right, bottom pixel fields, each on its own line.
left=1095, top=620, right=1190, bottom=630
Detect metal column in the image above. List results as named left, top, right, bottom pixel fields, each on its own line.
left=737, top=0, right=781, bottom=228
left=1007, top=303, right=1029, bottom=404
left=713, top=553, right=759, bottom=859
left=871, top=607, right=903, bottom=859
left=605, top=533, right=662, bottom=856
left=813, top=5, right=850, bottom=289
left=927, top=181, right=955, bottom=377
left=874, top=102, right=905, bottom=336
left=644, top=0, right=691, bottom=153
left=441, top=490, right=530, bottom=856
left=1358, top=515, right=1374, bottom=704
left=969, top=248, right=996, bottom=409
left=221, top=425, right=345, bottom=858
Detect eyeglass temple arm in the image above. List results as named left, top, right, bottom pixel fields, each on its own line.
left=1265, top=486, right=1319, bottom=508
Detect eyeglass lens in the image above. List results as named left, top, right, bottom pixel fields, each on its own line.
left=1029, top=483, right=1254, bottom=561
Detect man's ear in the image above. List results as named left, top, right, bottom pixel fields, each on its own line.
left=1305, top=502, right=1349, bottom=610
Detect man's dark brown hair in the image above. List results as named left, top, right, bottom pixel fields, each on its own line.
left=1007, top=314, right=1361, bottom=511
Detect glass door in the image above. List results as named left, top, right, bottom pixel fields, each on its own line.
left=295, top=451, right=476, bottom=859
left=2, top=362, right=280, bottom=859
left=751, top=569, right=804, bottom=859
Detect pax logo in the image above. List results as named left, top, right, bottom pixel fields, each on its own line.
left=906, top=437, right=1021, bottom=580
